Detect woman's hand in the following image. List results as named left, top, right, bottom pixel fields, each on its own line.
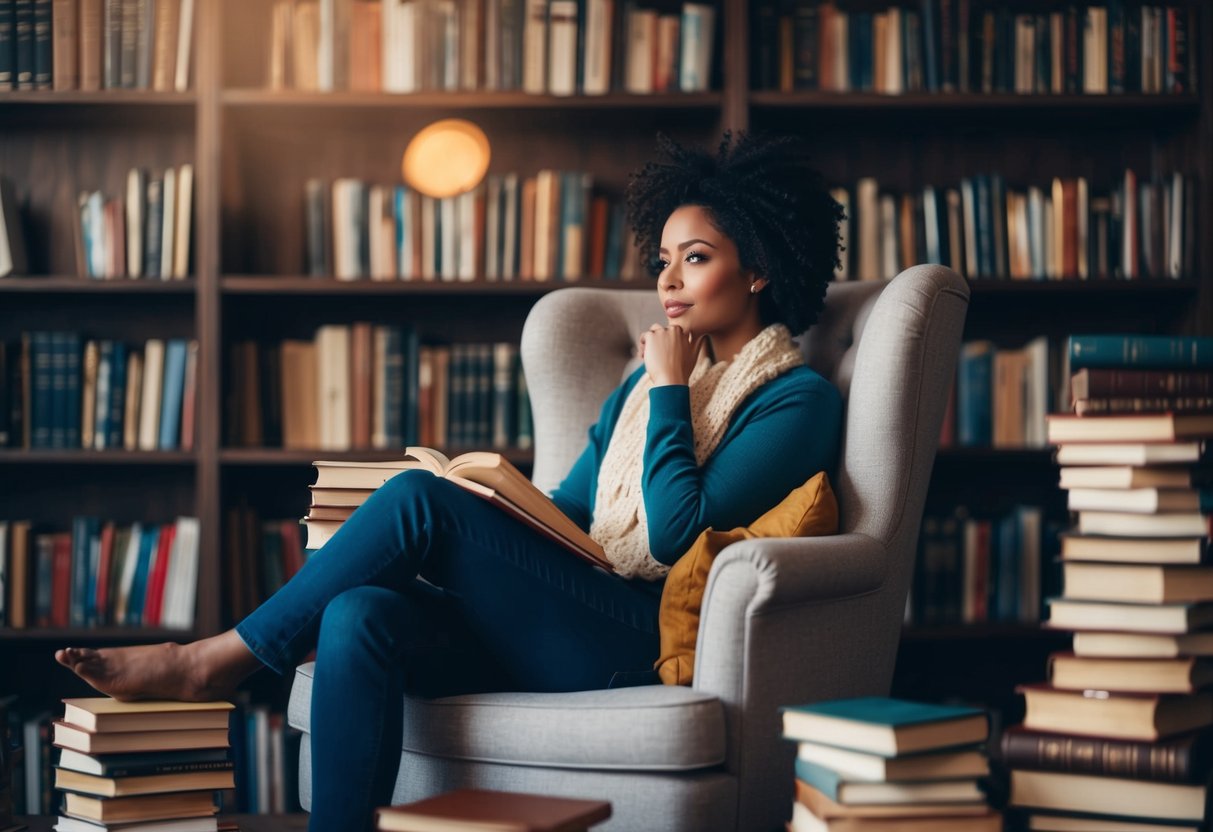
left=639, top=324, right=707, bottom=387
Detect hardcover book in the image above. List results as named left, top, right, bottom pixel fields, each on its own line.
left=780, top=696, right=988, bottom=756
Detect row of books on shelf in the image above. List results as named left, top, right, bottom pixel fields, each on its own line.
left=10, top=697, right=299, bottom=820
left=780, top=697, right=1000, bottom=831
left=222, top=506, right=311, bottom=625
left=0, top=516, right=200, bottom=630
left=0, top=0, right=195, bottom=92
left=836, top=170, right=1195, bottom=283
left=908, top=505, right=1059, bottom=627
left=0, top=335, right=198, bottom=451
left=755, top=1, right=1197, bottom=96
left=1005, top=347, right=1213, bottom=830
left=946, top=336, right=1054, bottom=450
left=304, top=172, right=644, bottom=282
left=269, top=0, right=716, bottom=95
left=227, top=331, right=534, bottom=452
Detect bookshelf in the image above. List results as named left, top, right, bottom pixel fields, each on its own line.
left=1, top=0, right=1210, bottom=743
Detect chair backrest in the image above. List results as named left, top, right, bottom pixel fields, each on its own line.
left=522, top=268, right=968, bottom=554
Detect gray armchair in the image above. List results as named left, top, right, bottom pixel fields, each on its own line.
left=288, top=265, right=969, bottom=831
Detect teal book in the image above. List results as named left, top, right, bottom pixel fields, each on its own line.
left=793, top=757, right=985, bottom=805
left=157, top=338, right=188, bottom=450
left=1069, top=335, right=1213, bottom=370
left=782, top=697, right=988, bottom=756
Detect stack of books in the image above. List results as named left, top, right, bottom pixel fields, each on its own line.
left=376, top=788, right=610, bottom=831
left=780, top=696, right=1001, bottom=831
left=51, top=699, right=235, bottom=832
left=1006, top=333, right=1213, bottom=831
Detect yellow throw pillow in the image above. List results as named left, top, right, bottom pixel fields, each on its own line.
left=654, top=471, right=838, bottom=686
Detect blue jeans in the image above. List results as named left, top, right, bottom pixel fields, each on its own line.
left=235, top=470, right=662, bottom=831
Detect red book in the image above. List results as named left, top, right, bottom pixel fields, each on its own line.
left=51, top=532, right=73, bottom=628
left=94, top=521, right=116, bottom=625
left=143, top=523, right=177, bottom=627
left=376, top=789, right=611, bottom=832
left=179, top=341, right=198, bottom=452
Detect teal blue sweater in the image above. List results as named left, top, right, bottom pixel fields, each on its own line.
left=549, top=364, right=843, bottom=583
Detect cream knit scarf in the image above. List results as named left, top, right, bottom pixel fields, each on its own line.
left=590, top=323, right=805, bottom=580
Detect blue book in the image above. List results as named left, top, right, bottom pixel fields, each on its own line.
left=384, top=326, right=404, bottom=447
left=394, top=186, right=410, bottom=278
left=65, top=333, right=81, bottom=448
left=793, top=757, right=985, bottom=804
left=50, top=331, right=69, bottom=449
left=30, top=331, right=52, bottom=448
left=128, top=525, right=160, bottom=626
left=403, top=327, right=420, bottom=446
left=107, top=340, right=128, bottom=449
left=782, top=697, right=988, bottom=756
left=920, top=0, right=939, bottom=92
left=0, top=1, right=14, bottom=90
left=70, top=516, right=90, bottom=628
left=973, top=175, right=991, bottom=278
left=94, top=340, right=112, bottom=450
left=995, top=513, right=1019, bottom=623
left=158, top=339, right=188, bottom=450
left=1068, top=335, right=1213, bottom=370
left=957, top=341, right=994, bottom=447
left=83, top=517, right=101, bottom=626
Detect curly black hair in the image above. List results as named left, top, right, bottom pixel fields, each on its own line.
left=625, top=130, right=844, bottom=334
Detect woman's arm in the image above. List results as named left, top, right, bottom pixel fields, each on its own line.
left=642, top=376, right=842, bottom=564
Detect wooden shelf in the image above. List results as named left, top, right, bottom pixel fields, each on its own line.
left=0, top=90, right=197, bottom=105
left=222, top=89, right=722, bottom=109
left=0, top=276, right=196, bottom=293
left=0, top=450, right=196, bottom=464
left=220, top=448, right=536, bottom=466
left=750, top=91, right=1202, bottom=113
left=0, top=626, right=193, bottom=641
left=221, top=276, right=649, bottom=295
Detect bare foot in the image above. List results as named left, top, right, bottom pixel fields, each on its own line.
left=54, top=630, right=263, bottom=702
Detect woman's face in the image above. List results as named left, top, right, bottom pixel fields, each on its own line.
left=655, top=204, right=766, bottom=338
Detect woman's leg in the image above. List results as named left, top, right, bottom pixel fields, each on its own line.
left=54, top=469, right=504, bottom=700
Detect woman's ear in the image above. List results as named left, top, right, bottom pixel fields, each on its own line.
left=749, top=276, right=770, bottom=294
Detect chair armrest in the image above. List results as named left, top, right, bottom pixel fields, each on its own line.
left=693, top=532, right=893, bottom=699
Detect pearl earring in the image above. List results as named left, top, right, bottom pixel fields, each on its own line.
left=750, top=284, right=759, bottom=294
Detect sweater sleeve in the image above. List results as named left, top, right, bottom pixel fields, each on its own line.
left=641, top=376, right=842, bottom=565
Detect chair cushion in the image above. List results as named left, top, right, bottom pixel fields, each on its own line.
left=288, top=662, right=727, bottom=771
left=654, top=471, right=838, bottom=686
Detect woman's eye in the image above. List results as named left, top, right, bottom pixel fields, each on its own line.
left=686, top=251, right=706, bottom=263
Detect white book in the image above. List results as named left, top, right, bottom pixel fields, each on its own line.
left=533, top=170, right=556, bottom=281
left=439, top=0, right=459, bottom=90
left=1078, top=510, right=1209, bottom=538
left=922, top=186, right=940, bottom=264
left=485, top=175, right=501, bottom=279
left=332, top=178, right=362, bottom=280
left=501, top=173, right=519, bottom=279
left=369, top=185, right=395, bottom=280
left=125, top=169, right=145, bottom=278
left=174, top=0, right=194, bottom=91
left=1076, top=176, right=1088, bottom=278
left=1027, top=186, right=1044, bottom=276
left=832, top=10, right=849, bottom=92
left=316, top=325, right=351, bottom=450
left=114, top=522, right=142, bottom=624
left=582, top=0, right=612, bottom=94
left=522, top=0, right=547, bottom=93
left=547, top=0, right=577, bottom=96
left=1083, top=7, right=1107, bottom=93
left=162, top=516, right=199, bottom=629
left=138, top=339, right=164, bottom=451
left=159, top=165, right=176, bottom=281
left=383, top=0, right=418, bottom=92
left=459, top=189, right=476, bottom=281
left=93, top=342, right=111, bottom=450
left=372, top=327, right=389, bottom=448
left=54, top=814, right=219, bottom=832
left=484, top=0, right=500, bottom=89
left=440, top=196, right=457, bottom=281
left=173, top=163, right=192, bottom=278
left=679, top=3, right=714, bottom=92
left=1168, top=172, right=1184, bottom=278
left=254, top=707, right=270, bottom=813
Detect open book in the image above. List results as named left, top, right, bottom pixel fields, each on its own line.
left=306, top=447, right=612, bottom=573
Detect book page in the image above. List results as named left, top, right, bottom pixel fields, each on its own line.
left=403, top=446, right=452, bottom=474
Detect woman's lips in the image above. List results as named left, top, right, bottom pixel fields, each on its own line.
left=665, top=303, right=692, bottom=318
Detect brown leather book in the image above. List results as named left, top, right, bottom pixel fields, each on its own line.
left=376, top=789, right=610, bottom=832
left=519, top=176, right=537, bottom=280
left=587, top=194, right=608, bottom=278
left=151, top=0, right=178, bottom=90
left=350, top=321, right=373, bottom=449
left=1001, top=724, right=1213, bottom=784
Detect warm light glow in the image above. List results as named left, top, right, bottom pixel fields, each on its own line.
left=401, top=119, right=491, bottom=199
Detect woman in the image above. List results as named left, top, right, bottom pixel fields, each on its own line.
left=55, top=129, right=845, bottom=830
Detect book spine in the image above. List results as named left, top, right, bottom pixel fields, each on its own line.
left=97, top=759, right=237, bottom=778
left=15, top=0, right=32, bottom=89
left=1068, top=335, right=1213, bottom=370
left=1075, top=369, right=1213, bottom=399
left=0, top=0, right=13, bottom=90
left=64, top=332, right=80, bottom=448
left=1001, top=729, right=1204, bottom=784
left=31, top=0, right=49, bottom=88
